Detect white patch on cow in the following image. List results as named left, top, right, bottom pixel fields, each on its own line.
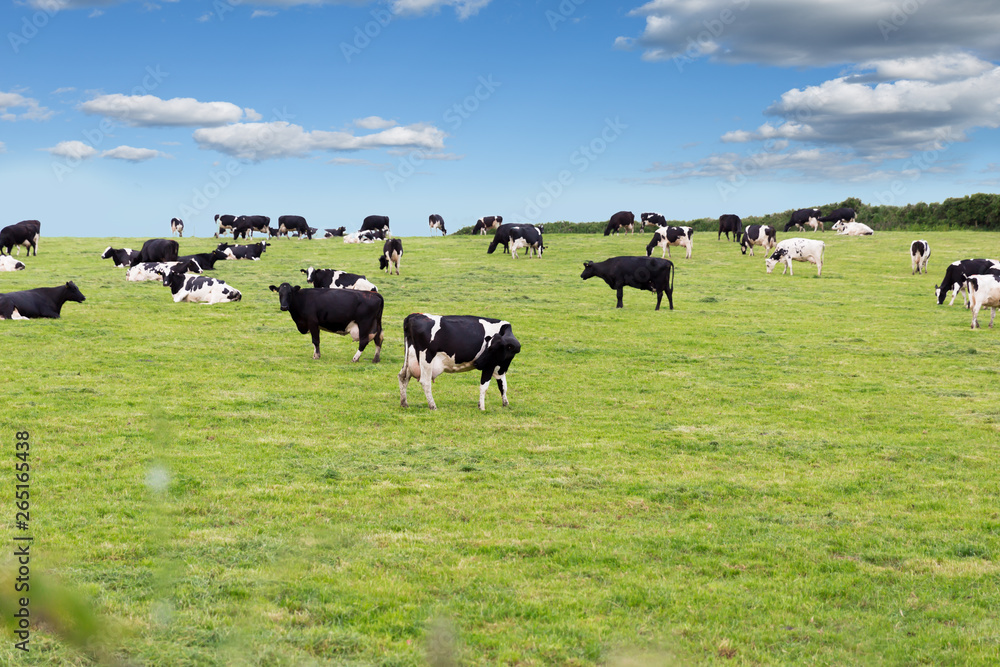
left=127, top=262, right=178, bottom=282
left=834, top=221, right=873, bottom=236
left=969, top=274, right=1000, bottom=329
left=171, top=275, right=241, bottom=304
left=427, top=315, right=444, bottom=343
left=0, top=255, right=25, bottom=271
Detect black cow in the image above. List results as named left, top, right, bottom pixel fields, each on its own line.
left=170, top=218, right=184, bottom=237
left=487, top=224, right=524, bottom=255
left=508, top=225, right=544, bottom=259
left=819, top=207, right=856, bottom=225
left=380, top=238, right=403, bottom=274
left=278, top=215, right=313, bottom=239
left=0, top=281, right=85, bottom=319
left=268, top=283, right=384, bottom=362
left=718, top=214, right=741, bottom=241
left=176, top=250, right=229, bottom=271
left=216, top=242, right=268, bottom=260
left=233, top=215, right=271, bottom=239
left=324, top=227, right=347, bottom=238
left=214, top=214, right=237, bottom=238
left=101, top=246, right=140, bottom=267
left=0, top=295, right=22, bottom=319
left=581, top=256, right=675, bottom=310
left=398, top=313, right=521, bottom=410
left=784, top=208, right=824, bottom=232
left=429, top=214, right=447, bottom=235
left=641, top=212, right=667, bottom=231
left=604, top=211, right=635, bottom=236
left=1, top=220, right=41, bottom=256
left=740, top=225, right=777, bottom=256
left=935, top=258, right=1000, bottom=306
left=301, top=267, right=378, bottom=292
left=268, top=226, right=282, bottom=238
left=472, top=216, right=503, bottom=235
left=361, top=215, right=390, bottom=233
left=130, top=239, right=179, bottom=267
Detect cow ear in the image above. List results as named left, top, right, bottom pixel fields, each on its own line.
left=292, top=285, right=301, bottom=293
left=583, top=261, right=593, bottom=268
left=300, top=269, right=307, bottom=275
left=268, top=285, right=278, bottom=292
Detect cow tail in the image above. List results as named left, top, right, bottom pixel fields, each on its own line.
left=669, top=261, right=674, bottom=295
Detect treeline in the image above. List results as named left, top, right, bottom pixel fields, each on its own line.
left=452, top=194, right=1000, bottom=234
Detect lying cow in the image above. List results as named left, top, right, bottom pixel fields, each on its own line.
left=969, top=274, right=1000, bottom=329
left=126, top=260, right=201, bottom=282
left=161, top=272, right=241, bottom=304
left=0, top=281, right=85, bottom=319
left=581, top=256, right=675, bottom=310
left=910, top=240, right=931, bottom=275
left=473, top=216, right=502, bottom=235
left=509, top=225, right=544, bottom=259
left=935, top=259, right=1000, bottom=306
left=269, top=283, right=384, bottom=362
left=0, top=295, right=25, bottom=319
left=646, top=226, right=693, bottom=259
left=604, top=211, right=635, bottom=236
left=324, top=227, right=347, bottom=238
left=131, top=239, right=179, bottom=267
left=429, top=214, right=447, bottom=235
left=741, top=225, right=776, bottom=256
left=832, top=221, right=874, bottom=236
left=217, top=242, right=268, bottom=260
left=398, top=313, right=521, bottom=410
left=380, top=238, right=403, bottom=274
left=344, top=229, right=385, bottom=244
left=765, top=238, right=825, bottom=277
left=177, top=250, right=228, bottom=271
left=0, top=255, right=26, bottom=271
left=301, top=267, right=378, bottom=292
left=170, top=217, right=184, bottom=237
left=101, top=246, right=140, bottom=267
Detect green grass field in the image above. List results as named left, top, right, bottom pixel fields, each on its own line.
left=1, top=231, right=999, bottom=665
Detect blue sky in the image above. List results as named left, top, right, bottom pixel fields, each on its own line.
left=2, top=0, right=999, bottom=237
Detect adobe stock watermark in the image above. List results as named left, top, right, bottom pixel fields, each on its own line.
left=546, top=0, right=585, bottom=30
left=8, top=0, right=61, bottom=54
left=341, top=6, right=396, bottom=63
left=872, top=140, right=953, bottom=206
left=878, top=0, right=930, bottom=40
left=673, top=0, right=750, bottom=73
left=715, top=137, right=785, bottom=203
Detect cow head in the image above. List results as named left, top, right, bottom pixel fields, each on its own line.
left=740, top=234, right=750, bottom=254
left=379, top=256, right=389, bottom=271
left=474, top=324, right=521, bottom=374
left=581, top=261, right=598, bottom=280
left=765, top=249, right=787, bottom=274
left=64, top=281, right=86, bottom=303
left=269, top=283, right=299, bottom=311
left=161, top=271, right=186, bottom=290
left=101, top=246, right=113, bottom=259
left=301, top=267, right=315, bottom=283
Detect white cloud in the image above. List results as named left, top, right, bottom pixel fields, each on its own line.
left=355, top=116, right=398, bottom=130
left=34, top=0, right=491, bottom=19
left=101, top=145, right=170, bottom=161
left=251, top=9, right=276, bottom=17
left=52, top=87, right=76, bottom=95
left=0, top=91, right=53, bottom=121
left=79, top=94, right=257, bottom=127
left=43, top=140, right=99, bottom=160
left=386, top=149, right=463, bottom=160
left=390, top=0, right=491, bottom=19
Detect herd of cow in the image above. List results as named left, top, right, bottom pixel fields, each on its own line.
left=1, top=206, right=999, bottom=408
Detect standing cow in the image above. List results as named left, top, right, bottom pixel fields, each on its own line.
left=784, top=208, right=823, bottom=232
left=429, top=214, right=447, bottom=235
left=269, top=283, right=384, bottom=362
left=740, top=225, right=776, bottom=256
left=765, top=238, right=825, bottom=277
left=604, top=211, right=635, bottom=236
left=380, top=238, right=403, bottom=274
left=472, top=216, right=503, bottom=235
left=646, top=226, right=693, bottom=259
left=0, top=220, right=41, bottom=256
left=581, top=256, right=675, bottom=310
left=170, top=218, right=184, bottom=237
left=718, top=214, right=741, bottom=241
left=910, top=240, right=931, bottom=275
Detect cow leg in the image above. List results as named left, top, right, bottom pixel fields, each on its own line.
left=785, top=261, right=791, bottom=276
left=655, top=289, right=662, bottom=311
left=310, top=326, right=321, bottom=359
left=496, top=374, right=509, bottom=408
left=972, top=303, right=980, bottom=329
left=685, top=243, right=692, bottom=260
left=991, top=307, right=998, bottom=329
left=661, top=246, right=667, bottom=259
left=616, top=286, right=624, bottom=309
left=419, top=360, right=437, bottom=409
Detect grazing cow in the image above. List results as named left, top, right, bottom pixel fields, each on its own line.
left=344, top=229, right=385, bottom=244
left=361, top=215, right=390, bottom=234
left=429, top=214, right=447, bottom=235
left=783, top=208, right=823, bottom=232
left=0, top=256, right=25, bottom=271
left=646, top=226, right=693, bottom=259
left=765, top=238, right=825, bottom=277
left=380, top=238, right=403, bottom=274
left=170, top=218, right=184, bottom=237
left=641, top=212, right=667, bottom=231
left=398, top=313, right=521, bottom=410
left=268, top=283, right=384, bottom=362
left=268, top=226, right=282, bottom=238
left=216, top=241, right=268, bottom=260
left=969, top=274, right=1000, bottom=329
left=935, top=259, right=1000, bottom=306
left=910, top=240, right=931, bottom=275
left=301, top=267, right=378, bottom=292
left=718, top=214, right=742, bottom=241
left=832, top=221, right=874, bottom=236
left=324, top=227, right=347, bottom=238
left=176, top=250, right=229, bottom=271
left=161, top=272, right=241, bottom=304
left=101, top=246, right=140, bottom=268
left=214, top=214, right=237, bottom=238
left=131, top=239, right=179, bottom=267
left=508, top=225, right=544, bottom=259
left=232, top=215, right=271, bottom=239
left=819, top=207, right=856, bottom=225
left=278, top=215, right=313, bottom=239
left=604, top=211, right=635, bottom=236
left=0, top=220, right=40, bottom=256
left=487, top=224, right=523, bottom=255
left=126, top=260, right=200, bottom=282
left=0, top=282, right=85, bottom=318
left=740, top=225, right=777, bottom=256
left=581, top=256, right=675, bottom=310
left=472, top=216, right=503, bottom=235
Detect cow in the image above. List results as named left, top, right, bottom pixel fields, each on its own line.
left=324, top=227, right=347, bottom=238
left=268, top=283, right=384, bottom=362
left=472, top=216, right=503, bottom=235
left=301, top=267, right=378, bottom=292
left=581, top=256, right=675, bottom=310
left=278, top=215, right=313, bottom=239
left=641, top=212, right=667, bottom=231
left=268, top=227, right=282, bottom=238
left=176, top=250, right=229, bottom=271
left=487, top=224, right=523, bottom=255
left=508, top=225, right=544, bottom=259
left=783, top=208, right=823, bottom=232
left=718, top=214, right=742, bottom=241
left=969, top=274, right=1000, bottom=329
left=819, top=207, right=857, bottom=225
left=0, top=220, right=40, bottom=256
left=740, top=225, right=777, bottom=256
left=216, top=242, right=268, bottom=260
left=398, top=314, right=521, bottom=410
left=361, top=215, right=390, bottom=234
left=832, top=221, right=874, bottom=236
left=344, top=229, right=385, bottom=244
left=101, top=246, right=140, bottom=268
left=429, top=214, right=447, bottom=235
left=765, top=238, right=825, bottom=277
left=380, top=238, right=403, bottom=274
left=0, top=296, right=25, bottom=320
left=935, top=259, right=1000, bottom=306
left=604, top=211, right=635, bottom=236
left=130, top=239, right=179, bottom=267
left=0, top=282, right=85, bottom=319
left=161, top=271, right=241, bottom=304
left=910, top=240, right=931, bottom=275
left=170, top=218, right=184, bottom=237
left=232, top=215, right=271, bottom=239
left=214, top=214, right=237, bottom=238
left=0, top=256, right=25, bottom=271
left=126, top=260, right=200, bottom=282
left=646, top=226, right=693, bottom=259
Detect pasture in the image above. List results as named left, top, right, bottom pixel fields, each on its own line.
left=1, top=231, right=999, bottom=665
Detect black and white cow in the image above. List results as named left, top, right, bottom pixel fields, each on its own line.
left=832, top=221, right=874, bottom=236
left=176, top=250, right=229, bottom=271
left=740, top=224, right=776, bottom=256
left=783, top=208, right=824, bottom=232
left=398, top=314, right=521, bottom=410
left=0, top=256, right=25, bottom=271
left=214, top=214, right=237, bottom=238
left=718, top=214, right=742, bottom=241
left=765, top=238, right=825, bottom=277
left=268, top=226, right=282, bottom=238
left=0, top=220, right=40, bottom=256
left=910, top=240, right=931, bottom=275
left=324, top=227, right=347, bottom=238
left=935, top=259, right=1000, bottom=306
left=101, top=246, right=140, bottom=267
left=126, top=260, right=200, bottom=282
left=161, top=272, right=241, bottom=304
left=581, top=256, right=675, bottom=310
left=361, top=215, right=390, bottom=234
left=487, top=224, right=523, bottom=255
left=232, top=215, right=271, bottom=239
left=646, top=226, right=693, bottom=259
left=380, top=238, right=403, bottom=274
left=170, top=218, right=184, bottom=237
left=641, top=212, right=667, bottom=231
left=819, top=207, right=856, bottom=226
left=131, top=239, right=180, bottom=267
left=216, top=242, right=268, bottom=260
left=429, top=214, right=447, bottom=235
left=969, top=274, right=1000, bottom=329
left=604, top=211, right=635, bottom=236
left=0, top=281, right=85, bottom=319
left=268, top=283, right=384, bottom=362
left=473, top=216, right=503, bottom=235
left=508, top=225, right=544, bottom=259
left=278, top=215, right=313, bottom=239
left=301, top=267, right=378, bottom=292
left=344, top=229, right=386, bottom=244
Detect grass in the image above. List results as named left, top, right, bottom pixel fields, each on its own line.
left=0, top=231, right=999, bottom=665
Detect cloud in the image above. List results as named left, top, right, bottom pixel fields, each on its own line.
left=43, top=140, right=99, bottom=160
left=354, top=116, right=398, bottom=130
left=386, top=149, right=463, bottom=160
left=193, top=121, right=447, bottom=160
left=0, top=91, right=53, bottom=121
left=251, top=9, right=276, bottom=17
left=52, top=87, right=76, bottom=95
left=101, top=145, right=170, bottom=161
left=390, top=0, right=491, bottom=19
left=79, top=94, right=257, bottom=127
left=0, top=142, right=6, bottom=154
left=33, top=0, right=491, bottom=19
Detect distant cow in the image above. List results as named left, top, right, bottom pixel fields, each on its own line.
left=1, top=220, right=40, bottom=256
left=380, top=238, right=403, bottom=274
left=361, top=215, right=390, bottom=234
left=217, top=242, right=268, bottom=260
left=131, top=239, right=179, bottom=267
left=101, top=246, right=140, bottom=268
left=784, top=208, right=823, bottom=232
left=935, top=259, right=1000, bottom=306
left=473, top=216, right=503, bottom=235
left=233, top=215, right=271, bottom=239
left=604, top=211, right=635, bottom=236
left=278, top=215, right=313, bottom=239
left=819, top=207, right=856, bottom=225
left=398, top=313, right=521, bottom=410
left=344, top=229, right=385, bottom=244
left=740, top=225, right=776, bottom=256
left=910, top=240, right=931, bottom=275
left=214, top=214, right=237, bottom=238
left=324, top=227, right=347, bottom=238
left=161, top=272, right=241, bottom=304
left=487, top=224, right=523, bottom=255
left=646, top=226, right=693, bottom=259
left=176, top=250, right=229, bottom=271
left=509, top=225, right=544, bottom=259
left=170, top=218, right=184, bottom=237
left=969, top=274, right=1000, bottom=329
left=641, top=212, right=667, bottom=231
left=429, top=214, right=447, bottom=235
left=126, top=261, right=200, bottom=282
left=301, top=267, right=378, bottom=292
left=765, top=238, right=825, bottom=277
left=0, top=256, right=25, bottom=271
left=0, top=282, right=85, bottom=319
left=581, top=256, right=675, bottom=310
left=268, top=283, right=384, bottom=362
left=832, top=221, right=874, bottom=236
left=718, top=214, right=742, bottom=241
